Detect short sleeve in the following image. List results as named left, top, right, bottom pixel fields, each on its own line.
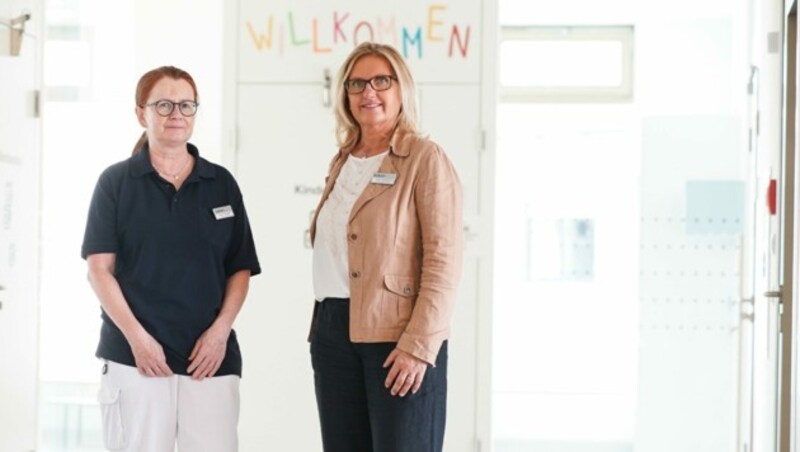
left=223, top=175, right=261, bottom=277
left=81, top=168, right=120, bottom=259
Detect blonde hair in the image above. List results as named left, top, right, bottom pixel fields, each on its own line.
left=334, top=42, right=419, bottom=151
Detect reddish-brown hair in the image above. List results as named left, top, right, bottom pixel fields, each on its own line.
left=131, top=66, right=199, bottom=155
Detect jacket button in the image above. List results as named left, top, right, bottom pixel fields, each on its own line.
left=403, top=286, right=412, bottom=295
left=351, top=271, right=360, bottom=278
left=349, top=233, right=357, bottom=241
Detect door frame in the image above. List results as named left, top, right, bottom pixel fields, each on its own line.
left=782, top=1, right=797, bottom=450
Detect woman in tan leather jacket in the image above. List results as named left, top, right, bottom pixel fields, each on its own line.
left=308, top=42, right=463, bottom=452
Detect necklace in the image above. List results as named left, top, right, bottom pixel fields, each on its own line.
left=152, top=155, right=191, bottom=181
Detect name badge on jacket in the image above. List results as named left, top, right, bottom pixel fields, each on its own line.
left=371, top=172, right=397, bottom=185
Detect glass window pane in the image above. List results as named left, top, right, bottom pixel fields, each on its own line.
left=500, top=40, right=624, bottom=87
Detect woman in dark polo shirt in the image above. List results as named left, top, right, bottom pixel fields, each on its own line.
left=81, top=66, right=260, bottom=452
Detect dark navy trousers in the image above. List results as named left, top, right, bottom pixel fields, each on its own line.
left=310, top=298, right=448, bottom=452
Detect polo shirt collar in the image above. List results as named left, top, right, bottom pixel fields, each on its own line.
left=130, top=142, right=216, bottom=180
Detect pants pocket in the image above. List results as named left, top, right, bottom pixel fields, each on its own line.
left=97, top=386, right=126, bottom=450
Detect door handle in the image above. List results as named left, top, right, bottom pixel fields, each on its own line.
left=322, top=69, right=332, bottom=107
left=764, top=290, right=782, bottom=298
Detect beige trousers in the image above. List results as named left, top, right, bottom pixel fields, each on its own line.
left=98, top=360, right=239, bottom=452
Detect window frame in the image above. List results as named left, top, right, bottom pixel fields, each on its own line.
left=500, top=25, right=634, bottom=103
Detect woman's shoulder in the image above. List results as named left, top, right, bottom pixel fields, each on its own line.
left=394, top=131, right=444, bottom=157
left=393, top=132, right=459, bottom=184
left=195, top=157, right=246, bottom=196
left=201, top=157, right=232, bottom=177
left=96, top=156, right=134, bottom=183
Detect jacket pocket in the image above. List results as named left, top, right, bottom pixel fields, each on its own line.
left=97, top=386, right=126, bottom=450
left=382, top=274, right=418, bottom=324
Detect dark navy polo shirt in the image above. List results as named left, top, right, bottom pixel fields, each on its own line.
left=81, top=143, right=261, bottom=377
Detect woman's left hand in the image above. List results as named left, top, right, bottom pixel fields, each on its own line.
left=383, top=348, right=428, bottom=397
left=187, top=325, right=230, bottom=380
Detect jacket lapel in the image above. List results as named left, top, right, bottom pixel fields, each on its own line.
left=349, top=154, right=400, bottom=223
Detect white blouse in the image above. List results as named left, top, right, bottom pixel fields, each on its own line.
left=312, top=151, right=388, bottom=301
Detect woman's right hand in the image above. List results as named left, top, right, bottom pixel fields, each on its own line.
left=128, top=329, right=173, bottom=377
left=88, top=253, right=173, bottom=377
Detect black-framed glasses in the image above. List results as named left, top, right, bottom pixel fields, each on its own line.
left=143, top=99, right=199, bottom=117
left=343, top=75, right=397, bottom=94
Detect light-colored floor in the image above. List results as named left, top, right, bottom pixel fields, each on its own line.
left=494, top=440, right=633, bottom=452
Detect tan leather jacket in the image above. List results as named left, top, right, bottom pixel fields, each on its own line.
left=310, top=129, right=463, bottom=364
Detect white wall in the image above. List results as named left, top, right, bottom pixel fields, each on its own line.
left=0, top=0, right=42, bottom=449
left=134, top=0, right=225, bottom=162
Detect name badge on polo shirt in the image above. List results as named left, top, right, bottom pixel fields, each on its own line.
left=212, top=205, right=235, bottom=220
left=371, top=172, right=397, bottom=185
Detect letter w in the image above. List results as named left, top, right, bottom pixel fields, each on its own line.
left=246, top=17, right=274, bottom=51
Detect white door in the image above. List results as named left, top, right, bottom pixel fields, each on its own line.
left=0, top=23, right=41, bottom=452
left=235, top=84, right=331, bottom=452
left=234, top=83, right=482, bottom=451
left=738, top=64, right=761, bottom=452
